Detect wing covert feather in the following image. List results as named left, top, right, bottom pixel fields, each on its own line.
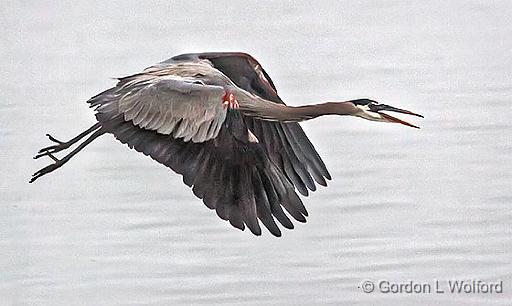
left=119, top=77, right=227, bottom=142
left=90, top=71, right=228, bottom=143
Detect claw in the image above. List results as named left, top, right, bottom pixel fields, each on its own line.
left=37, top=152, right=60, bottom=162
left=29, top=161, right=63, bottom=183
left=46, top=133, right=63, bottom=144
left=37, top=135, right=71, bottom=154
left=38, top=144, right=59, bottom=154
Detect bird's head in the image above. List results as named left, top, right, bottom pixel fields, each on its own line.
left=350, top=99, right=423, bottom=129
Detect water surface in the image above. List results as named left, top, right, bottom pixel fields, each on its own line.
left=1, top=1, right=511, bottom=305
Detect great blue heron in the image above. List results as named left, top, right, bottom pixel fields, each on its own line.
left=30, top=52, right=422, bottom=236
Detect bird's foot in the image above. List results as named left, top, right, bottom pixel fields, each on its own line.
left=35, top=134, right=70, bottom=156
left=30, top=156, right=63, bottom=183
left=34, top=150, right=59, bottom=161
left=222, top=92, right=239, bottom=110
left=46, top=133, right=63, bottom=144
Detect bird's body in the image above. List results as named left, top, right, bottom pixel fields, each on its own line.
left=31, top=52, right=422, bottom=236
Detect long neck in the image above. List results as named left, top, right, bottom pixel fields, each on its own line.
left=237, top=90, right=359, bottom=122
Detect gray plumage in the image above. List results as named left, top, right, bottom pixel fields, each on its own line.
left=30, top=52, right=422, bottom=237
left=92, top=61, right=232, bottom=143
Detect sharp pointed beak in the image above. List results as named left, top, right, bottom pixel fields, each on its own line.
left=372, top=104, right=424, bottom=129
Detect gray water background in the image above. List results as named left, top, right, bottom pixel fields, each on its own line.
left=1, top=1, right=511, bottom=305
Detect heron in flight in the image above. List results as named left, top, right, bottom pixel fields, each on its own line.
left=31, top=52, right=422, bottom=236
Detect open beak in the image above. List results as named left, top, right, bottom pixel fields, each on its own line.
left=371, top=104, right=424, bottom=129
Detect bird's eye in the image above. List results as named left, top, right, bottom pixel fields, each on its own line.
left=194, top=73, right=205, bottom=78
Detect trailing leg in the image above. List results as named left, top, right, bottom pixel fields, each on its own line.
left=30, top=128, right=105, bottom=183
left=34, top=123, right=102, bottom=159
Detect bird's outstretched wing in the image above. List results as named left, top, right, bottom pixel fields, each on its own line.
left=88, top=63, right=307, bottom=236
left=167, top=53, right=332, bottom=196
left=89, top=67, right=227, bottom=143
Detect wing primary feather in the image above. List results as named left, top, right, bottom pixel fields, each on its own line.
left=282, top=154, right=309, bottom=196
left=201, top=159, right=221, bottom=209
left=192, top=153, right=214, bottom=199
left=214, top=165, right=230, bottom=221
left=274, top=124, right=316, bottom=192
left=226, top=172, right=245, bottom=231
left=221, top=167, right=235, bottom=224
left=203, top=161, right=223, bottom=210
left=284, top=123, right=331, bottom=180
left=182, top=146, right=205, bottom=187
left=239, top=167, right=262, bottom=236
left=252, top=168, right=281, bottom=236
left=258, top=122, right=286, bottom=176
left=136, top=133, right=158, bottom=156
left=258, top=167, right=294, bottom=229
left=282, top=124, right=328, bottom=186
left=269, top=166, right=307, bottom=222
